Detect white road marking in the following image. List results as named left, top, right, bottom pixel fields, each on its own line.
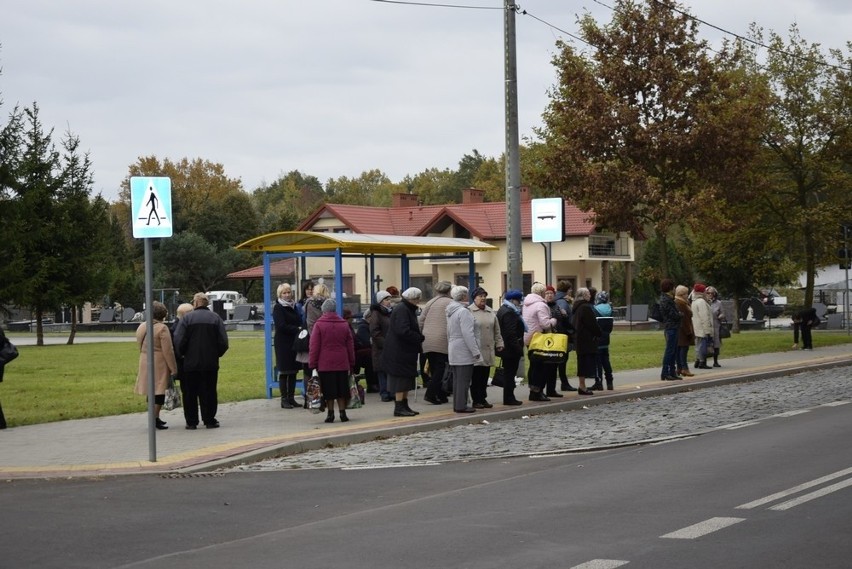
left=737, top=466, right=852, bottom=509
left=770, top=477, right=852, bottom=511
left=821, top=401, right=850, bottom=407
left=340, top=462, right=441, bottom=470
left=722, top=421, right=761, bottom=430
left=571, top=560, right=630, bottom=569
left=661, top=517, right=745, bottom=539
left=773, top=410, right=810, bottom=417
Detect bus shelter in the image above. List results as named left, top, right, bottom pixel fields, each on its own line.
left=234, top=231, right=498, bottom=397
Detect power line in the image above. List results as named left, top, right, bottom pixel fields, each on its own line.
left=368, top=0, right=502, bottom=9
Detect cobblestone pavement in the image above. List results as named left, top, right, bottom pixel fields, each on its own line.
left=230, top=367, right=852, bottom=472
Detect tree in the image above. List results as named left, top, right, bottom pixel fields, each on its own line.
left=748, top=25, right=852, bottom=307
left=251, top=170, right=325, bottom=234
left=533, top=0, right=768, bottom=277
left=325, top=169, right=395, bottom=206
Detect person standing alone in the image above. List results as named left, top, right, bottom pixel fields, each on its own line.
left=174, top=292, right=229, bottom=429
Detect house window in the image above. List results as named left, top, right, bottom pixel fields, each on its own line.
left=410, top=276, right=434, bottom=300
left=501, top=272, right=534, bottom=295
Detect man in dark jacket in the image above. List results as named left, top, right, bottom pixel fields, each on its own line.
left=496, top=289, right=525, bottom=406
left=174, top=292, right=229, bottom=429
left=792, top=307, right=821, bottom=350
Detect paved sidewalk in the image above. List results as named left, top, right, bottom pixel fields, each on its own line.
left=1, top=344, right=849, bottom=480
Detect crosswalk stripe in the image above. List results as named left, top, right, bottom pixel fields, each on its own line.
left=661, top=517, right=745, bottom=539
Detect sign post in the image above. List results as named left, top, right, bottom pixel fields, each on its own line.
left=531, top=198, right=565, bottom=286
left=131, top=177, right=173, bottom=462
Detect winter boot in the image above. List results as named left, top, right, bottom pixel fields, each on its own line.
left=402, top=398, right=420, bottom=415
left=286, top=374, right=300, bottom=408
left=279, top=375, right=293, bottom=409
left=324, top=408, right=335, bottom=423
left=394, top=400, right=416, bottom=417
left=589, top=380, right=604, bottom=391
left=339, top=410, right=349, bottom=422
left=713, top=349, right=721, bottom=367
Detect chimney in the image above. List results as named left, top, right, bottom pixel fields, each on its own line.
left=519, top=186, right=531, bottom=202
left=462, top=188, right=485, bottom=204
left=392, top=193, right=419, bottom=208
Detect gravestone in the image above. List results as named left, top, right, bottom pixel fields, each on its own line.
left=99, top=308, right=115, bottom=322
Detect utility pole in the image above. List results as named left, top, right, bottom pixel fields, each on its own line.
left=504, top=0, right=523, bottom=292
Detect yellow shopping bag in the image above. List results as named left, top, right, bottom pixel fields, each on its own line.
left=527, top=332, right=568, bottom=364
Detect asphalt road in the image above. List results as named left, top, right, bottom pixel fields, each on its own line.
left=1, top=386, right=849, bottom=568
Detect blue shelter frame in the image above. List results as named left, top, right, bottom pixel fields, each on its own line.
left=234, top=231, right=498, bottom=398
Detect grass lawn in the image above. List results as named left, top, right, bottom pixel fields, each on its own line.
left=1, top=328, right=850, bottom=427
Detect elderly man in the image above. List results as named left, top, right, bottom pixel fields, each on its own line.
left=173, top=292, right=229, bottom=429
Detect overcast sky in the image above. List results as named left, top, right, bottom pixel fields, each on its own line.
left=1, top=0, right=849, bottom=203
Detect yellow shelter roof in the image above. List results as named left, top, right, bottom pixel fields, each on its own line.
left=235, top=231, right=497, bottom=255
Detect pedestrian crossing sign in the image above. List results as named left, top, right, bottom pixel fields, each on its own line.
left=131, top=177, right=173, bottom=238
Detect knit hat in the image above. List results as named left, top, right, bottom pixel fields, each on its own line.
left=504, top=289, right=523, bottom=301
left=386, top=286, right=400, bottom=297
left=375, top=290, right=392, bottom=303
left=321, top=298, right=336, bottom=312
left=401, top=287, right=422, bottom=300
left=434, top=280, right=452, bottom=294
left=595, top=290, right=610, bottom=304
left=471, top=287, right=487, bottom=299
left=545, top=285, right=556, bottom=293
left=693, top=283, right=706, bottom=293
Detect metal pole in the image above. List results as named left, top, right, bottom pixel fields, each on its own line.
left=144, top=238, right=157, bottom=462
left=504, top=0, right=523, bottom=292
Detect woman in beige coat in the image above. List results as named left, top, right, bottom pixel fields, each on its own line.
left=135, top=301, right=178, bottom=429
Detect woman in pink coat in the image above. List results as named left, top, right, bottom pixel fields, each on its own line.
left=309, top=298, right=356, bottom=423
left=135, top=301, right=178, bottom=430
left=522, top=282, right=557, bottom=401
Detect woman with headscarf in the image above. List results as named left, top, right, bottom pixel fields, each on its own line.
left=381, top=287, right=425, bottom=417
left=366, top=290, right=394, bottom=402
left=309, top=298, right=355, bottom=423
left=572, top=288, right=602, bottom=396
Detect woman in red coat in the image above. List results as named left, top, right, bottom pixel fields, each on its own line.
left=309, top=298, right=355, bottom=423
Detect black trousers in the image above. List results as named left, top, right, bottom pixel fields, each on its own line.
left=471, top=366, right=490, bottom=404
left=501, top=356, right=521, bottom=403
left=181, top=370, right=219, bottom=426
left=423, top=352, right=449, bottom=399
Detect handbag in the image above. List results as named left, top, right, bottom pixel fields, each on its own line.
left=163, top=377, right=182, bottom=411
left=649, top=303, right=663, bottom=322
left=0, top=339, right=19, bottom=365
left=527, top=332, right=568, bottom=364
left=346, top=374, right=363, bottom=409
left=441, top=365, right=454, bottom=394
left=491, top=366, right=506, bottom=388
left=307, top=369, right=323, bottom=413
left=719, top=325, right=731, bottom=339
left=292, top=328, right=310, bottom=353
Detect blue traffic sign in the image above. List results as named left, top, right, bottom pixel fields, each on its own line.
left=131, top=177, right=173, bottom=238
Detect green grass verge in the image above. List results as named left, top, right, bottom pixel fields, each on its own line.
left=1, top=329, right=850, bottom=427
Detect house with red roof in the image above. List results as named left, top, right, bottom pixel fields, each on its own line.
left=293, top=188, right=634, bottom=305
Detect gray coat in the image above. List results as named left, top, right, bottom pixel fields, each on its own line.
left=447, top=301, right=482, bottom=366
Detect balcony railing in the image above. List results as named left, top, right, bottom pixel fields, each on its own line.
left=588, top=234, right=631, bottom=258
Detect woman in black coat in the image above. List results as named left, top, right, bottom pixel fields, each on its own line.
left=572, top=288, right=602, bottom=396
left=380, top=288, right=425, bottom=417
left=273, top=283, right=303, bottom=409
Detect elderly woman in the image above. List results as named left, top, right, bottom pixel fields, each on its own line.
left=522, top=282, right=557, bottom=401
left=381, top=287, right=425, bottom=417
left=706, top=286, right=726, bottom=367
left=691, top=284, right=713, bottom=369
left=674, top=285, right=695, bottom=377
left=273, top=282, right=302, bottom=409
left=468, top=286, right=503, bottom=409
left=447, top=286, right=482, bottom=413
left=135, top=301, right=178, bottom=430
left=419, top=280, right=453, bottom=405
left=309, top=298, right=355, bottom=423
left=572, top=288, right=602, bottom=396
left=496, top=289, right=525, bottom=406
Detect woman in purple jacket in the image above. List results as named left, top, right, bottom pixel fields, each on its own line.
left=309, top=299, right=355, bottom=423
